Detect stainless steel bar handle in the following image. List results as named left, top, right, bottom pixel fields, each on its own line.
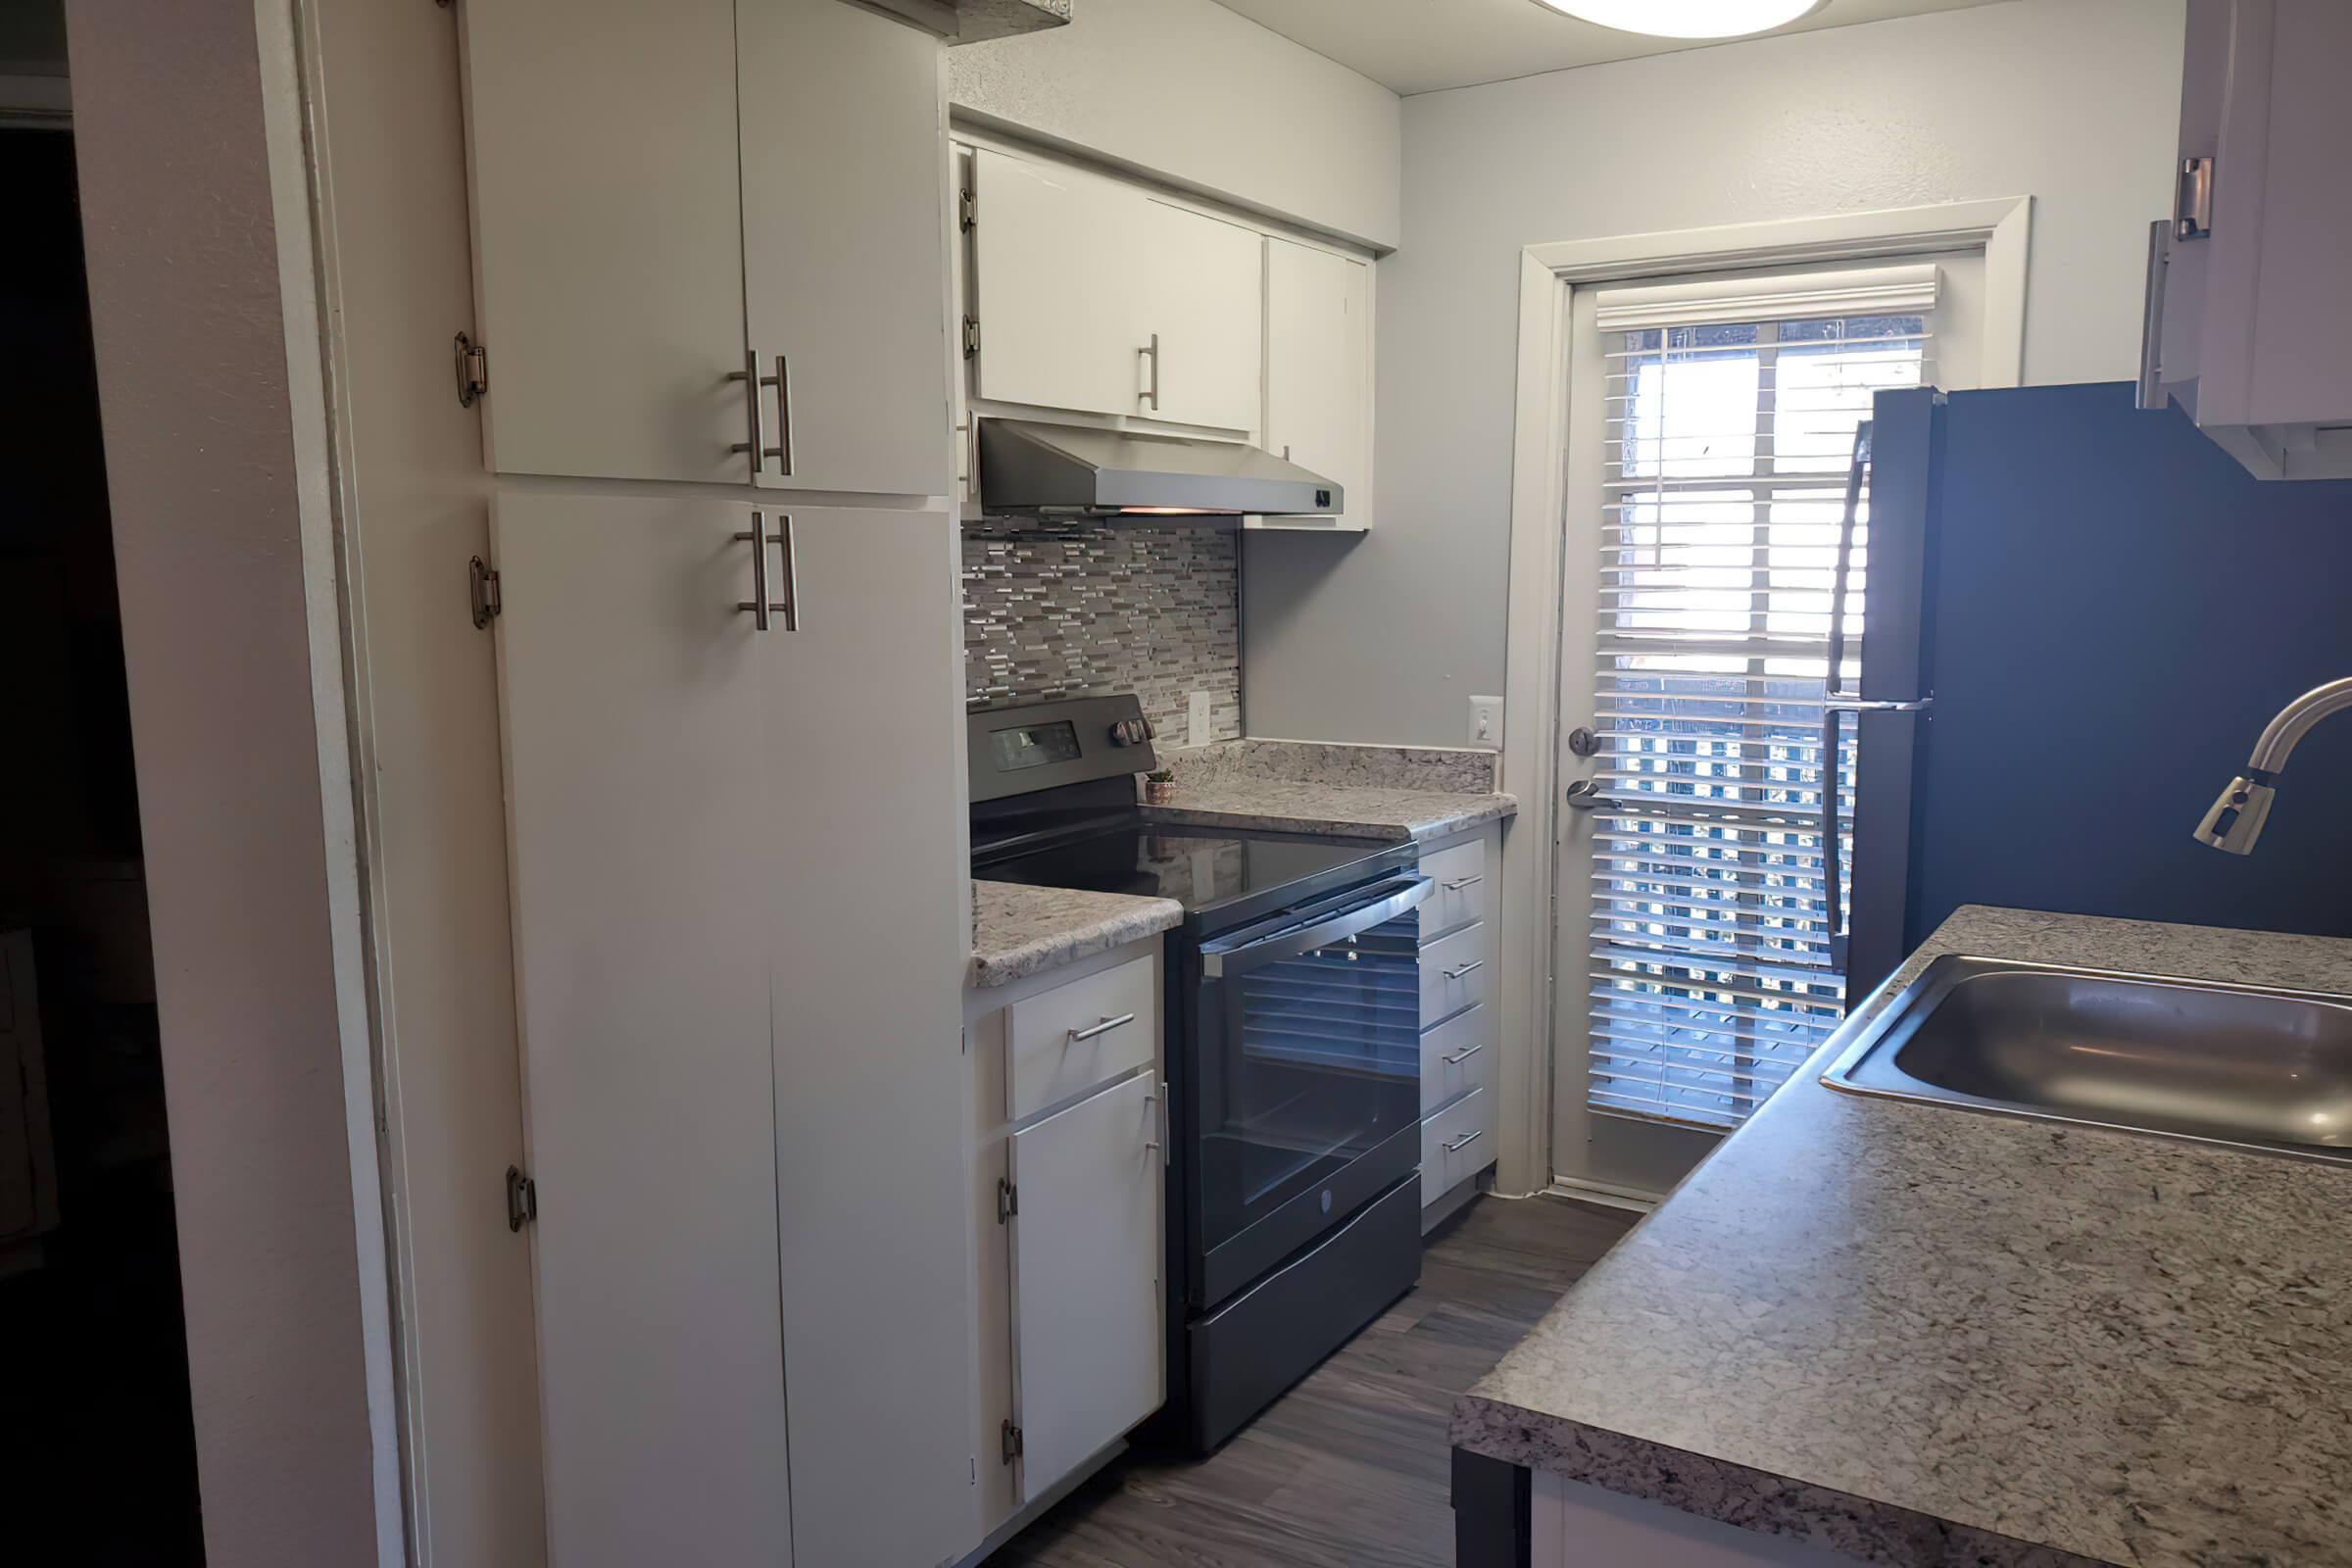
left=1443, top=958, right=1485, bottom=981
left=1140, top=333, right=1160, bottom=412
left=1144, top=1085, right=1163, bottom=1153
left=728, top=348, right=766, bottom=477
left=1067, top=1012, right=1136, bottom=1044
left=1443, top=1128, right=1484, bottom=1153
left=1824, top=696, right=1932, bottom=714
left=765, top=354, right=795, bottom=476
left=1201, top=876, right=1434, bottom=978
left=1442, top=874, right=1484, bottom=891
left=1818, top=421, right=1872, bottom=970
left=1442, top=1041, right=1485, bottom=1066
left=733, top=513, right=771, bottom=632
left=2136, top=219, right=2172, bottom=413
left=771, top=514, right=799, bottom=632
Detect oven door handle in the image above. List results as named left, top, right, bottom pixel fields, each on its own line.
left=1201, top=877, right=1434, bottom=979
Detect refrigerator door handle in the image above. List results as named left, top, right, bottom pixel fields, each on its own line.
left=1820, top=421, right=1874, bottom=975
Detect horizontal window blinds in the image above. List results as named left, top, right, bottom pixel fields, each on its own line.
left=1584, top=266, right=1935, bottom=1130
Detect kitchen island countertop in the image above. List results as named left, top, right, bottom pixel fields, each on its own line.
left=1454, top=905, right=2352, bottom=1568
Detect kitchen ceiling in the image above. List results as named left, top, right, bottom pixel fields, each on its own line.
left=1211, top=0, right=2016, bottom=96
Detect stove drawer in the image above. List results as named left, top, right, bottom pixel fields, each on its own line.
left=1007, top=953, right=1156, bottom=1121
left=1418, top=921, right=1489, bottom=1027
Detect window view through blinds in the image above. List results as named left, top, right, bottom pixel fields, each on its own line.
left=1587, top=266, right=1934, bottom=1130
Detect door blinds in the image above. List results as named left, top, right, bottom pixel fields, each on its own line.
left=1583, top=264, right=1936, bottom=1129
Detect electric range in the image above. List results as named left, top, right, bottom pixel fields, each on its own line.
left=969, top=695, right=1429, bottom=1452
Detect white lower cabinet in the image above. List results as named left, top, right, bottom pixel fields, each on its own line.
left=1417, top=823, right=1502, bottom=1218
left=1009, top=1072, right=1164, bottom=1494
left=967, top=943, right=1167, bottom=1550
left=496, top=491, right=970, bottom=1568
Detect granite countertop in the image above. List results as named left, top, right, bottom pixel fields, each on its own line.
left=968, top=879, right=1182, bottom=989
left=1141, top=779, right=1516, bottom=843
left=1453, top=906, right=2352, bottom=1568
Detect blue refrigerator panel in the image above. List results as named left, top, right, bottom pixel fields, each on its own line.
left=1865, top=383, right=2352, bottom=992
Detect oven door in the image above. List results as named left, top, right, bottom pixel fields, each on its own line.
left=1191, top=874, right=1431, bottom=1308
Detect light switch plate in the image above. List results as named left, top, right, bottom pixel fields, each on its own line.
left=1467, top=695, right=1503, bottom=750
left=1188, top=691, right=1212, bottom=749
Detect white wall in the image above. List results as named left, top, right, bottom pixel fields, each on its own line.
left=948, top=0, right=1401, bottom=249
left=1244, top=0, right=2185, bottom=747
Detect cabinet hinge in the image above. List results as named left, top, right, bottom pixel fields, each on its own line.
left=996, top=1176, right=1017, bottom=1224
left=962, top=316, right=981, bottom=359
left=469, top=556, right=503, bottom=628
left=1001, top=1420, right=1023, bottom=1464
left=2175, top=156, right=2215, bottom=242
left=454, top=331, right=489, bottom=407
left=958, top=187, right=976, bottom=232
left=505, top=1165, right=537, bottom=1231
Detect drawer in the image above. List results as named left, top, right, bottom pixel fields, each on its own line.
left=1419, top=1004, right=1494, bottom=1113
left=1418, top=921, right=1489, bottom=1027
left=1420, top=837, right=1487, bottom=938
left=1005, top=954, right=1155, bottom=1122
left=1420, top=1087, right=1491, bottom=1206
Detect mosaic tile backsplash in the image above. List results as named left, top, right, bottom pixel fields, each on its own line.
left=962, top=520, right=1241, bottom=744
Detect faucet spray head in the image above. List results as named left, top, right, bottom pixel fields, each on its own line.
left=2193, top=772, right=2277, bottom=856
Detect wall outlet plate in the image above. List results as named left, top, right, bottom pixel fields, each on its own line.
left=1467, top=695, right=1503, bottom=750
left=1188, top=691, right=1212, bottom=749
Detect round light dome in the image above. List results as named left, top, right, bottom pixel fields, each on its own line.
left=1531, top=0, right=1830, bottom=39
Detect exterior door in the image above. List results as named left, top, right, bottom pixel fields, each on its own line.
left=1007, top=1072, right=1164, bottom=1500
left=737, top=0, right=954, bottom=497
left=759, top=506, right=974, bottom=1568
left=460, top=0, right=750, bottom=483
left=492, top=490, right=791, bottom=1566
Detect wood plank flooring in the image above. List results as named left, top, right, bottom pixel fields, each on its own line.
left=990, top=1194, right=1639, bottom=1568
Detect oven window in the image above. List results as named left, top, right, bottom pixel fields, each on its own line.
left=1199, top=912, right=1421, bottom=1251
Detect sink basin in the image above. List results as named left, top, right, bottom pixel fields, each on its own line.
left=1819, top=955, right=2352, bottom=1163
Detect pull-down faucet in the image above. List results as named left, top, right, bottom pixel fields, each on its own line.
left=2194, top=677, right=2352, bottom=855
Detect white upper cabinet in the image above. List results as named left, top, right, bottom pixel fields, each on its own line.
left=969, top=149, right=1144, bottom=416
left=462, top=0, right=747, bottom=485
left=737, top=0, right=952, bottom=496
left=968, top=149, right=1265, bottom=430
left=1263, top=238, right=1372, bottom=528
left=1136, top=202, right=1263, bottom=431
left=2144, top=0, right=2352, bottom=480
left=461, top=0, right=952, bottom=494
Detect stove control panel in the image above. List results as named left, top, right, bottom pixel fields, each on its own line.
left=967, top=693, right=1162, bottom=804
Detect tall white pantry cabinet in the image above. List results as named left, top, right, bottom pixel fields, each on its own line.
left=458, top=2, right=970, bottom=1566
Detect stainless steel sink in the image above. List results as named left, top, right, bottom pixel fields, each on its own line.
left=1819, top=956, right=2352, bottom=1164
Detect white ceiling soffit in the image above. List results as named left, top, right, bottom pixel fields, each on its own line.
left=1210, top=0, right=2017, bottom=96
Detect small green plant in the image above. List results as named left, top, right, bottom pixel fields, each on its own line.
left=1145, top=768, right=1176, bottom=784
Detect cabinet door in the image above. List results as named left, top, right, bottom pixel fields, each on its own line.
left=460, top=0, right=750, bottom=483
left=492, top=492, right=791, bottom=1567
left=738, top=0, right=953, bottom=497
left=1009, top=1072, right=1164, bottom=1499
left=760, top=508, right=973, bottom=1568
left=1137, top=201, right=1263, bottom=431
left=970, top=149, right=1143, bottom=416
left=1265, top=239, right=1371, bottom=525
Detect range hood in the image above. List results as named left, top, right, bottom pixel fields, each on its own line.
left=976, top=417, right=1343, bottom=521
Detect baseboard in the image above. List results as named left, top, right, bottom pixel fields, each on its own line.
left=1542, top=1176, right=1659, bottom=1214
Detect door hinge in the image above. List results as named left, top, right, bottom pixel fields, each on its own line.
left=455, top=331, right=489, bottom=407
left=996, top=1176, right=1017, bottom=1224
left=2175, top=155, right=2214, bottom=241
left=1000, top=1419, right=1023, bottom=1464
left=961, top=316, right=981, bottom=359
left=469, top=556, right=503, bottom=628
left=958, top=187, right=976, bottom=232
left=505, top=1165, right=537, bottom=1231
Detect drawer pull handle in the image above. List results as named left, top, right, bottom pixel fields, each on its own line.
left=1443, top=958, right=1486, bottom=981
left=1444, top=1128, right=1485, bottom=1153
left=1442, top=875, right=1483, bottom=892
left=1068, top=1012, right=1136, bottom=1044
left=1442, top=1041, right=1485, bottom=1066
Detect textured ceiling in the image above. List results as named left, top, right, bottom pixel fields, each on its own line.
left=1211, top=0, right=2016, bottom=96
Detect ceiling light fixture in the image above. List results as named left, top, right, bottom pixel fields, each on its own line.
left=1530, top=0, right=1830, bottom=39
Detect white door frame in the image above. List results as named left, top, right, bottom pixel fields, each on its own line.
left=1493, top=198, right=2032, bottom=1201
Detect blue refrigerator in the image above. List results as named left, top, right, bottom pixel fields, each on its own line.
left=1845, top=383, right=2352, bottom=1003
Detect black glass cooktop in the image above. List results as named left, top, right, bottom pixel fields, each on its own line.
left=975, top=823, right=1396, bottom=921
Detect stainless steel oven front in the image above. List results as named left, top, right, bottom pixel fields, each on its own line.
left=1186, top=872, right=1430, bottom=1308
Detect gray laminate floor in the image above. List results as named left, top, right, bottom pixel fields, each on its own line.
left=991, top=1194, right=1639, bottom=1568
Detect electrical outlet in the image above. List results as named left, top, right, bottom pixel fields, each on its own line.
left=1467, top=695, right=1503, bottom=750
left=1188, top=691, right=1212, bottom=749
